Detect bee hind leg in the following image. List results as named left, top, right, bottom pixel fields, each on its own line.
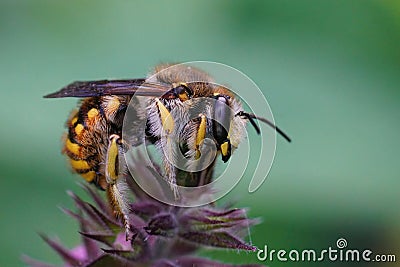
left=105, top=134, right=131, bottom=240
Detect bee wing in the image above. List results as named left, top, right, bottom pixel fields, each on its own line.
left=44, top=79, right=170, bottom=98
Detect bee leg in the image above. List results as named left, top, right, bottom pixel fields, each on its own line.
left=163, top=157, right=179, bottom=198
left=190, top=113, right=213, bottom=186
left=194, top=114, right=207, bottom=159
left=161, top=131, right=179, bottom=198
left=105, top=134, right=131, bottom=240
left=155, top=98, right=179, bottom=198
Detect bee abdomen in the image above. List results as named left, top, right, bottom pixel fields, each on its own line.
left=63, top=99, right=107, bottom=187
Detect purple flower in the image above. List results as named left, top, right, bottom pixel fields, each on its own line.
left=24, top=179, right=263, bottom=267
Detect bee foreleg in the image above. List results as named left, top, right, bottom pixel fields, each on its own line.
left=195, top=114, right=207, bottom=159
left=155, top=98, right=180, bottom=199
left=105, top=134, right=131, bottom=240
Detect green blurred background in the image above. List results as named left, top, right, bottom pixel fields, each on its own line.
left=1, top=1, right=399, bottom=266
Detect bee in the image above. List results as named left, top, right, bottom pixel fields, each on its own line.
left=45, top=63, right=290, bottom=238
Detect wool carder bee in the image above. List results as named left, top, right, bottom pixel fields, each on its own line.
left=45, top=63, right=290, bottom=238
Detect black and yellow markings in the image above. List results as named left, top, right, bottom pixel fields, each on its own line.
left=220, top=141, right=231, bottom=159
left=69, top=157, right=90, bottom=169
left=65, top=115, right=84, bottom=157
left=70, top=161, right=96, bottom=182
left=70, top=116, right=78, bottom=126
left=64, top=105, right=100, bottom=184
left=67, top=114, right=85, bottom=139
left=156, top=98, right=174, bottom=134
left=220, top=120, right=233, bottom=160
left=173, top=82, right=190, bottom=101
left=65, top=136, right=96, bottom=183
left=65, top=138, right=81, bottom=156
left=195, top=114, right=207, bottom=159
left=65, top=105, right=102, bottom=159
left=74, top=123, right=84, bottom=136
left=104, top=133, right=131, bottom=239
left=80, top=171, right=96, bottom=182
left=211, top=94, right=233, bottom=163
left=87, top=108, right=99, bottom=120
left=105, top=134, right=120, bottom=183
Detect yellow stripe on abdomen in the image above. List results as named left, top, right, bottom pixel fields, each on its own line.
left=80, top=171, right=96, bottom=182
left=65, top=138, right=81, bottom=156
left=69, top=158, right=91, bottom=171
left=74, top=123, right=84, bottom=136
left=87, top=108, right=99, bottom=120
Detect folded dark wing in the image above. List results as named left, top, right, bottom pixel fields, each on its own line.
left=44, top=79, right=170, bottom=98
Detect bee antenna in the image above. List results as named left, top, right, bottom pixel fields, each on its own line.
left=236, top=111, right=261, bottom=134
left=235, top=111, right=291, bottom=142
